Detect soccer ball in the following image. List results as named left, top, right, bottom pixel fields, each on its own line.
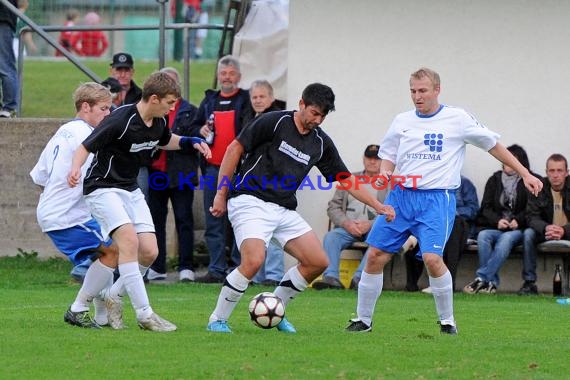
left=248, top=292, right=285, bottom=329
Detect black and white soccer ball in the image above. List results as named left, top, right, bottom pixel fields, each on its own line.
left=248, top=292, right=285, bottom=329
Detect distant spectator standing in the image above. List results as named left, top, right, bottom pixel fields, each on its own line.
left=12, top=0, right=37, bottom=59
left=0, top=0, right=19, bottom=118
left=184, top=0, right=208, bottom=59
left=71, top=12, right=108, bottom=57
left=522, top=153, right=570, bottom=295
left=190, top=55, right=251, bottom=283
left=146, top=67, right=200, bottom=283
left=56, top=8, right=79, bottom=56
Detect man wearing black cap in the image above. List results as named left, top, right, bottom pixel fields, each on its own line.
left=109, top=52, right=142, bottom=107
left=312, top=144, right=389, bottom=290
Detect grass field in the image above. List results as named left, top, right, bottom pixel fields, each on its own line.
left=1, top=255, right=569, bottom=379
left=20, top=59, right=217, bottom=118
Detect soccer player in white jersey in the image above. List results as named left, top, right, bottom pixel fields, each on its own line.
left=30, top=82, right=118, bottom=328
left=345, top=67, right=543, bottom=335
left=68, top=72, right=211, bottom=332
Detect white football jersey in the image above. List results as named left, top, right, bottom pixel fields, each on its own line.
left=379, top=105, right=499, bottom=190
left=30, top=119, right=94, bottom=231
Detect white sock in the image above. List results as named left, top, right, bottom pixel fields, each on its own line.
left=429, top=270, right=455, bottom=325
left=71, top=260, right=114, bottom=313
left=108, top=276, right=125, bottom=299
left=93, top=267, right=114, bottom=325
left=139, top=263, right=149, bottom=276
left=356, top=271, right=383, bottom=326
left=107, top=262, right=147, bottom=299
left=209, top=268, right=249, bottom=323
left=119, top=261, right=153, bottom=320
left=273, top=265, right=308, bottom=307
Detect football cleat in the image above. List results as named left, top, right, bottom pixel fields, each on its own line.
left=438, top=321, right=458, bottom=335
left=345, top=318, right=372, bottom=332
left=64, top=307, right=101, bottom=329
left=104, top=293, right=124, bottom=330
left=276, top=317, right=296, bottom=333
left=137, top=313, right=177, bottom=332
left=207, top=320, right=232, bottom=333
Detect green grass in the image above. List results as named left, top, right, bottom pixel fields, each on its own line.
left=1, top=256, right=569, bottom=379
left=21, top=59, right=217, bottom=118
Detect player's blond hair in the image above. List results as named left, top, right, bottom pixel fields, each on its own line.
left=410, top=67, right=441, bottom=88
left=73, top=82, right=112, bottom=111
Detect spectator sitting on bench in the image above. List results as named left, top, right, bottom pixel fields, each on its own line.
left=312, top=145, right=417, bottom=290
left=405, top=175, right=479, bottom=293
left=522, top=153, right=570, bottom=295
left=312, top=145, right=385, bottom=290
left=463, top=144, right=540, bottom=294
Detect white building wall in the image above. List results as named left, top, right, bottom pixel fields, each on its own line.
left=288, top=0, right=570, bottom=240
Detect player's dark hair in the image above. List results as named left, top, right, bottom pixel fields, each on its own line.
left=141, top=71, right=180, bottom=101
left=301, top=83, right=336, bottom=115
left=507, top=144, right=530, bottom=171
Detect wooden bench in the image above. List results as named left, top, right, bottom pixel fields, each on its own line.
left=463, top=241, right=570, bottom=294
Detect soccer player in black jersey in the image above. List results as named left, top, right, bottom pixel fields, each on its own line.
left=205, top=83, right=395, bottom=333
left=68, top=72, right=211, bottom=332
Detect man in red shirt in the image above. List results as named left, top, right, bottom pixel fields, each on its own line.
left=71, top=12, right=108, bottom=57
left=190, top=55, right=251, bottom=283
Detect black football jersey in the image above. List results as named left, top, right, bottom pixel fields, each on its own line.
left=232, top=110, right=349, bottom=209
left=83, top=104, right=171, bottom=194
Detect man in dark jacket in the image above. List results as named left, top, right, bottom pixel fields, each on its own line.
left=190, top=55, right=251, bottom=282
left=522, top=153, right=570, bottom=294
left=0, top=0, right=19, bottom=118
left=464, top=144, right=538, bottom=294
left=147, top=67, right=199, bottom=283
left=109, top=52, right=142, bottom=107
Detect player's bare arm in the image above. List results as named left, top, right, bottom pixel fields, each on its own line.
left=210, top=139, right=245, bottom=217
left=344, top=174, right=396, bottom=222
left=67, top=144, right=90, bottom=188
left=379, top=159, right=395, bottom=180
left=488, top=143, right=543, bottom=196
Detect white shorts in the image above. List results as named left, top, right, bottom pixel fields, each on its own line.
left=227, top=194, right=312, bottom=250
left=84, top=188, right=154, bottom=240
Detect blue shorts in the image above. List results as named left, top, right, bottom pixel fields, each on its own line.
left=366, top=187, right=455, bottom=257
left=46, top=219, right=112, bottom=265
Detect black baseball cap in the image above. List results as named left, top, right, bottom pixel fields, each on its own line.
left=364, top=144, right=380, bottom=158
left=110, top=53, right=134, bottom=69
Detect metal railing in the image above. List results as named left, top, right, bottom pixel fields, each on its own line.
left=16, top=22, right=229, bottom=116
left=4, top=0, right=251, bottom=117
